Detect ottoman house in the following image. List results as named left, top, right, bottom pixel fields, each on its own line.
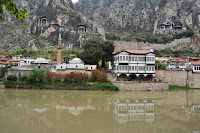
left=112, top=49, right=155, bottom=80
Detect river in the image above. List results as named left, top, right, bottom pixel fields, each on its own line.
left=0, top=89, right=200, bottom=133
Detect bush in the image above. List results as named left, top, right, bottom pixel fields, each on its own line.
left=45, top=72, right=65, bottom=82
left=19, top=75, right=28, bottom=81
left=28, top=69, right=47, bottom=83
left=64, top=72, right=89, bottom=83
left=0, top=68, right=7, bottom=78
left=91, top=69, right=108, bottom=82
left=7, top=75, right=17, bottom=81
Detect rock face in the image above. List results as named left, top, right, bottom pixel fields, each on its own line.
left=75, top=0, right=200, bottom=36
left=0, top=0, right=105, bottom=51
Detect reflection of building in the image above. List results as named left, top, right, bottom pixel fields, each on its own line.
left=191, top=105, right=200, bottom=113
left=113, top=100, right=154, bottom=124
left=56, top=104, right=96, bottom=116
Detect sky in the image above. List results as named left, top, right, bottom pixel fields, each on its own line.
left=72, top=0, right=79, bottom=3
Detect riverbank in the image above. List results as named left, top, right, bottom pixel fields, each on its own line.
left=3, top=81, right=118, bottom=91
left=169, top=85, right=200, bottom=90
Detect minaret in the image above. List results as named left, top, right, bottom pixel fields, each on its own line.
left=57, top=33, right=62, bottom=64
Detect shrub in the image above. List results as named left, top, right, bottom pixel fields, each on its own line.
left=28, top=69, right=47, bottom=83
left=97, top=72, right=107, bottom=82
left=7, top=75, right=17, bottom=81
left=52, top=73, right=64, bottom=82
left=91, top=69, right=99, bottom=82
left=45, top=72, right=54, bottom=82
left=0, top=68, right=7, bottom=78
left=64, top=72, right=89, bottom=83
left=91, top=69, right=108, bottom=82
left=19, top=75, right=28, bottom=81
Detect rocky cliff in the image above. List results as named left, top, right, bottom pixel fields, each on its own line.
left=75, top=0, right=200, bottom=37
left=0, top=0, right=105, bottom=51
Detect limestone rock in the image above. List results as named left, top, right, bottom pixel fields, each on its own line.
left=0, top=0, right=105, bottom=51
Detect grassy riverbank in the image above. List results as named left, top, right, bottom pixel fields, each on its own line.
left=3, top=80, right=119, bottom=91
left=169, top=85, right=200, bottom=90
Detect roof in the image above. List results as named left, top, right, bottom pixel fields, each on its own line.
left=191, top=61, right=200, bottom=65
left=190, top=57, right=200, bottom=60
left=0, top=55, right=12, bottom=61
left=0, top=61, right=7, bottom=65
left=49, top=61, right=58, bottom=64
left=113, top=50, right=152, bottom=55
left=8, top=59, right=21, bottom=62
left=167, top=59, right=187, bottom=63
left=70, top=58, right=83, bottom=64
left=34, top=58, right=49, bottom=64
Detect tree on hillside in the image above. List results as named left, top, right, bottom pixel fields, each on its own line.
left=79, top=39, right=103, bottom=66
left=101, top=41, right=114, bottom=69
left=0, top=0, right=29, bottom=20
left=79, top=39, right=114, bottom=69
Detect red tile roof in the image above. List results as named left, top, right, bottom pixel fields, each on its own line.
left=49, top=61, right=58, bottom=64
left=113, top=50, right=152, bottom=55
left=126, top=50, right=151, bottom=54
left=8, top=59, right=21, bottom=62
left=191, top=61, right=200, bottom=65
left=167, top=58, right=187, bottom=63
left=0, top=55, right=12, bottom=61
left=190, top=57, right=200, bottom=60
left=0, top=61, right=7, bottom=65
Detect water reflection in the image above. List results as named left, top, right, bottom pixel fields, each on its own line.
left=191, top=105, right=200, bottom=113
left=0, top=89, right=200, bottom=133
left=113, top=100, right=154, bottom=124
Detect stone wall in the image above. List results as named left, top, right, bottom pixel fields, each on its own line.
left=156, top=70, right=200, bottom=88
left=111, top=81, right=169, bottom=91
left=57, top=69, right=92, bottom=75
left=114, top=38, right=192, bottom=52
left=5, top=69, right=31, bottom=79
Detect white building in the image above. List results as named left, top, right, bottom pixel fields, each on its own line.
left=56, top=58, right=97, bottom=71
left=19, top=59, right=35, bottom=67
left=113, top=100, right=155, bottom=124
left=112, top=50, right=155, bottom=78
left=191, top=62, right=200, bottom=72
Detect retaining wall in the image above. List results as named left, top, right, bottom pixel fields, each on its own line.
left=156, top=70, right=200, bottom=88
left=111, top=81, right=169, bottom=91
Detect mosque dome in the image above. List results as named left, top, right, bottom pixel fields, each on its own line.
left=70, top=58, right=83, bottom=64
left=34, top=58, right=49, bottom=64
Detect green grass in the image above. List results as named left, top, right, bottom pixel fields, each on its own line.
left=169, top=85, right=200, bottom=90
left=3, top=80, right=118, bottom=91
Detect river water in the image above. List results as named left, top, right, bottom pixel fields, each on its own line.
left=0, top=89, right=200, bottom=133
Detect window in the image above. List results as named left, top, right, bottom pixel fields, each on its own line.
left=132, top=56, right=134, bottom=61
left=61, top=66, right=62, bottom=68
left=125, top=66, right=128, bottom=70
left=129, top=66, right=131, bottom=70
left=126, top=56, right=128, bottom=61
left=152, top=66, right=155, bottom=71
left=122, top=66, right=125, bottom=71
left=132, top=66, right=134, bottom=71
left=120, top=56, right=122, bottom=61
left=123, top=56, right=125, bottom=61
left=76, top=65, right=78, bottom=68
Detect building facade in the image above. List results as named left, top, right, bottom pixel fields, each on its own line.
left=112, top=50, right=155, bottom=79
